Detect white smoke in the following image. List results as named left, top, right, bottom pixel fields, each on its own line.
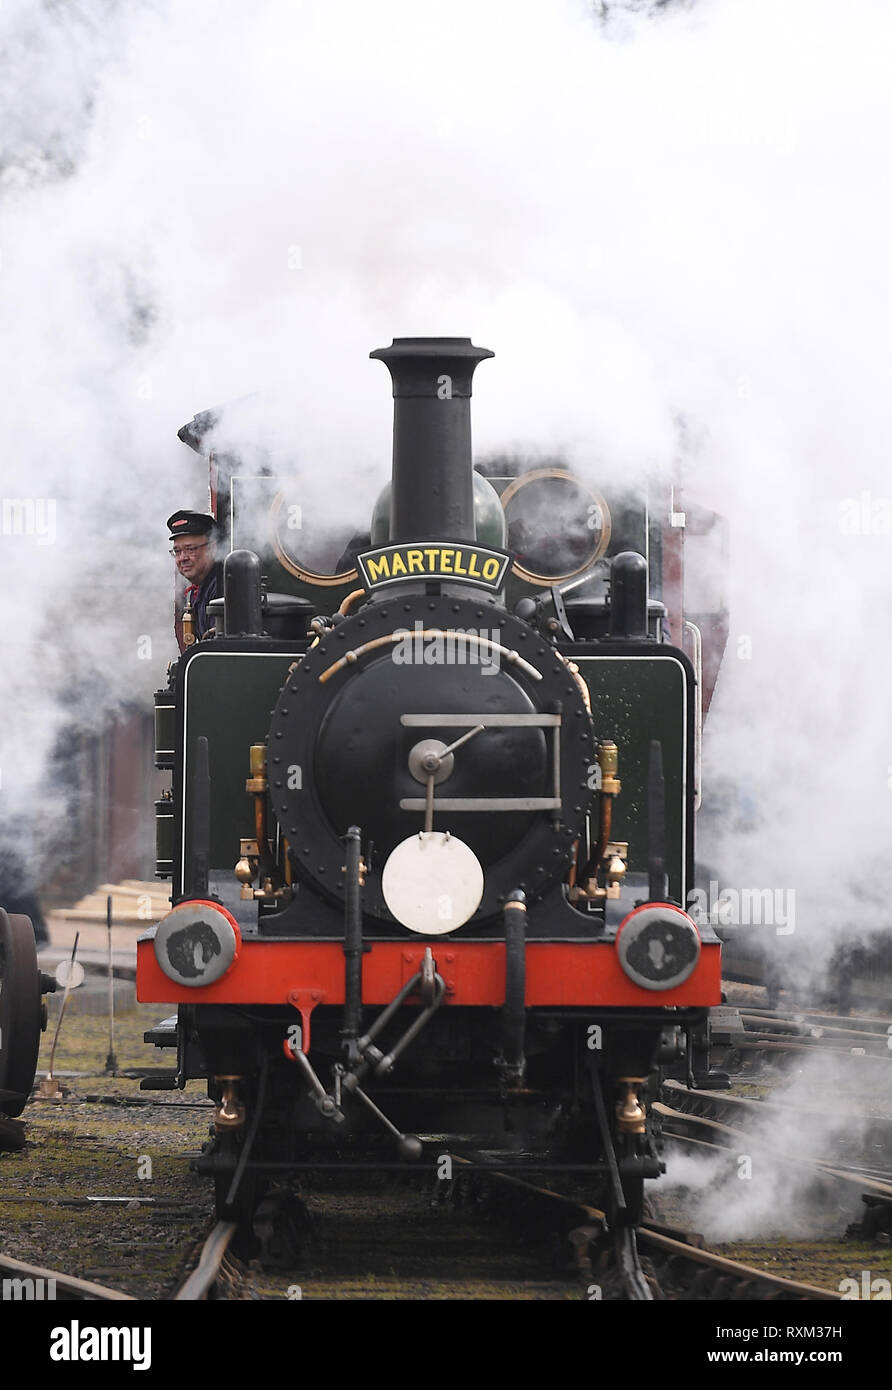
left=658, top=1054, right=875, bottom=1241
left=0, top=0, right=890, bottom=946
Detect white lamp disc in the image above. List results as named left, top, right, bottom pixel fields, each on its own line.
left=382, top=832, right=484, bottom=935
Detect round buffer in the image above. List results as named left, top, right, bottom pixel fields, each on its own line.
left=615, top=903, right=701, bottom=991
left=153, top=900, right=241, bottom=987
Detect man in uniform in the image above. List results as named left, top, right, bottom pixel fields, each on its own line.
left=167, top=510, right=219, bottom=653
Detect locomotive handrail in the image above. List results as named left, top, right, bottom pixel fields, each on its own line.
left=400, top=713, right=561, bottom=726
left=399, top=796, right=561, bottom=811
left=318, top=629, right=544, bottom=684
left=683, top=620, right=703, bottom=811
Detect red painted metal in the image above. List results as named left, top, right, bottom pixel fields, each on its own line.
left=137, top=936, right=721, bottom=1008
left=287, top=987, right=323, bottom=1050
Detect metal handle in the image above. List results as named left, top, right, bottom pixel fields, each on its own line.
left=683, top=621, right=702, bottom=812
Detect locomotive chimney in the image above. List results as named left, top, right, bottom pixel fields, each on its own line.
left=370, top=337, right=493, bottom=542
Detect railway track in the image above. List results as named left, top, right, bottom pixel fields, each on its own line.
left=0, top=1222, right=246, bottom=1303
left=717, top=998, right=892, bottom=1067
left=739, top=1006, right=892, bottom=1036
left=443, top=1153, right=841, bottom=1301
left=656, top=1080, right=892, bottom=1251
left=5, top=996, right=884, bottom=1303
left=1, top=1124, right=873, bottom=1303
left=232, top=1163, right=585, bottom=1300
left=717, top=1037, right=892, bottom=1071
left=0, top=1155, right=859, bottom=1304
left=182, top=1148, right=847, bottom=1301
left=0, top=1252, right=135, bottom=1302
left=636, top=1226, right=838, bottom=1301
left=173, top=1221, right=247, bottom=1300
left=0, top=1078, right=218, bottom=1298
left=659, top=1080, right=892, bottom=1195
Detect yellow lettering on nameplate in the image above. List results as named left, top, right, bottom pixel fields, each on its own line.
left=357, top=542, right=510, bottom=593
left=366, top=556, right=390, bottom=583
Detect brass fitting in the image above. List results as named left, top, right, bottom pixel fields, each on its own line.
left=616, top=1079, right=646, bottom=1135
left=235, top=838, right=259, bottom=894
left=251, top=876, right=287, bottom=902
left=234, top=857, right=255, bottom=884
left=341, top=855, right=368, bottom=887
left=338, top=588, right=367, bottom=617
left=568, top=882, right=607, bottom=904
left=245, top=743, right=268, bottom=794
left=214, top=1076, right=246, bottom=1131
left=597, top=740, right=621, bottom=796
left=182, top=608, right=196, bottom=646
left=605, top=842, right=627, bottom=899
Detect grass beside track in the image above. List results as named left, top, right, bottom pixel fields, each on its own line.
left=1, top=1000, right=214, bottom=1299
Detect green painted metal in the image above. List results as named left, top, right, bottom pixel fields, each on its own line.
left=180, top=650, right=300, bottom=880
left=574, top=653, right=691, bottom=903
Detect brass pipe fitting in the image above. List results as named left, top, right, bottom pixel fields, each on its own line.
left=245, top=743, right=268, bottom=794
left=214, top=1076, right=246, bottom=1131
left=584, top=740, right=621, bottom=888
left=616, top=1078, right=646, bottom=1135
left=246, top=744, right=269, bottom=876
left=338, top=588, right=367, bottom=617
left=597, top=740, right=621, bottom=796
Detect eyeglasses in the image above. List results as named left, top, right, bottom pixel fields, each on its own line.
left=170, top=542, right=209, bottom=558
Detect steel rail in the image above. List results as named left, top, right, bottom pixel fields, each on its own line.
left=635, top=1226, right=839, bottom=1300
left=446, top=1151, right=839, bottom=1301
left=173, top=1220, right=238, bottom=1301
left=740, top=1006, right=892, bottom=1034
left=0, top=1251, right=135, bottom=1301
left=657, top=1100, right=892, bottom=1200
left=739, top=1012, right=890, bottom=1042
left=726, top=1037, right=892, bottom=1062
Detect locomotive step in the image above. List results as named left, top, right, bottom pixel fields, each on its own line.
left=143, top=1015, right=178, bottom=1048
left=139, top=1072, right=180, bottom=1090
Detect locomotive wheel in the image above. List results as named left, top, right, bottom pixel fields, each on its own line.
left=0, top=909, right=43, bottom=1118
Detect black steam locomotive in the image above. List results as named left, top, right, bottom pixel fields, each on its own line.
left=2, top=337, right=729, bottom=1290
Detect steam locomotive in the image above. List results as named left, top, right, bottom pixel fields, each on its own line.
left=1, top=337, right=729, bottom=1285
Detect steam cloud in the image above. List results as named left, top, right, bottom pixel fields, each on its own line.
left=659, top=1054, right=876, bottom=1242
left=1, top=0, right=890, bottom=961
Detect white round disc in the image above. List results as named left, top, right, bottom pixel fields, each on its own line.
left=55, top=959, right=85, bottom=989
left=382, top=832, right=484, bottom=935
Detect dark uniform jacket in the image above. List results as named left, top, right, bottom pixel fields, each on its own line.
left=176, top=567, right=218, bottom=653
